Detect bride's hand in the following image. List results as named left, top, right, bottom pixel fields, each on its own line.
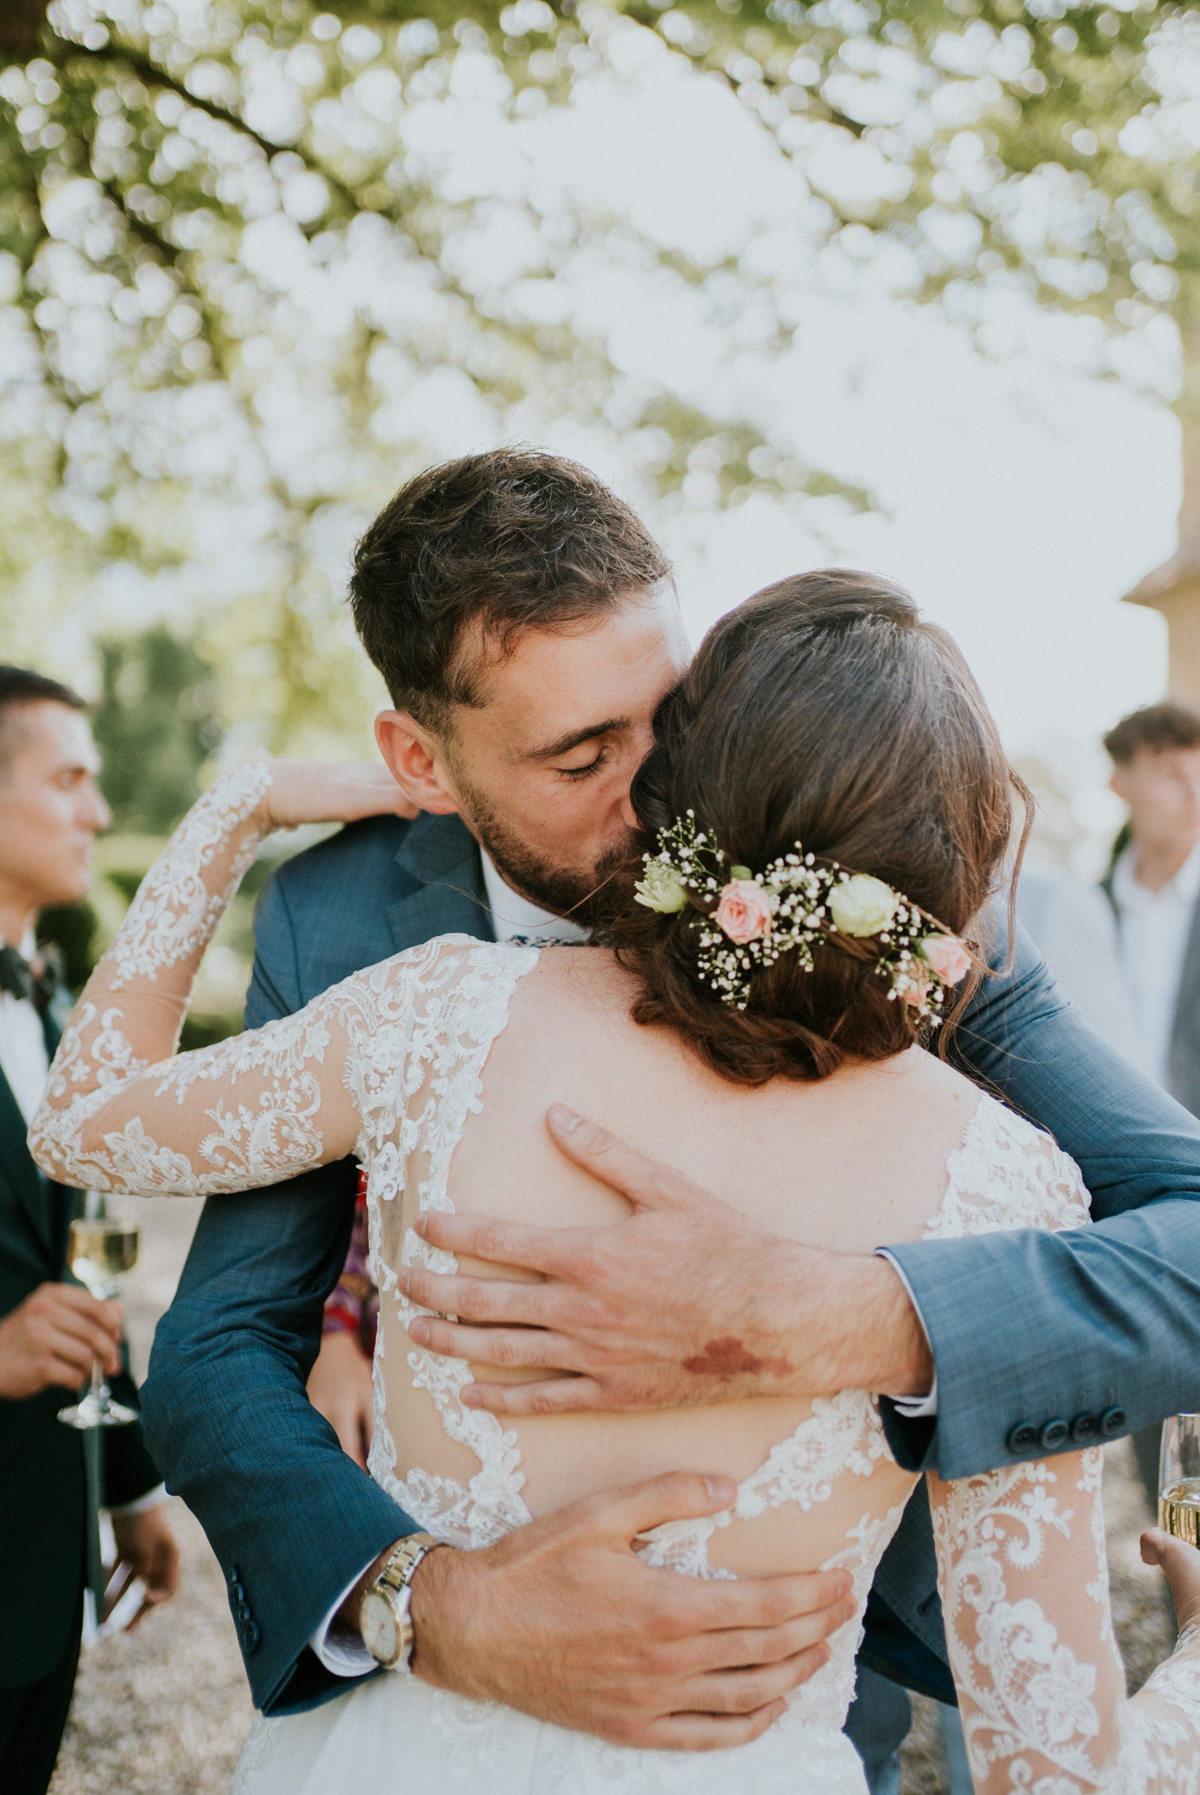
left=1143, top=1528, right=1200, bottom=1635
left=260, top=760, right=421, bottom=831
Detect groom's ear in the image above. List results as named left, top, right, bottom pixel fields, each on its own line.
left=375, top=711, right=462, bottom=816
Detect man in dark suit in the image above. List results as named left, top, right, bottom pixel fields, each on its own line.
left=0, top=667, right=178, bottom=1795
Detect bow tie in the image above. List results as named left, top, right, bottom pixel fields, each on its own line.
left=0, top=943, right=62, bottom=1017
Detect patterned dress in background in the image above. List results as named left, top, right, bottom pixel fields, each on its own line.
left=322, top=1172, right=378, bottom=1362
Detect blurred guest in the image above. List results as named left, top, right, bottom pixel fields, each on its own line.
left=1103, top=703, right=1200, bottom=1101
left=0, top=668, right=178, bottom=1795
left=1102, top=700, right=1200, bottom=1504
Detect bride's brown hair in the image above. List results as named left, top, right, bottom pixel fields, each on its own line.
left=610, top=570, right=1028, bottom=1086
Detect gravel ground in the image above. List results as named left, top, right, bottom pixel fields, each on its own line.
left=48, top=1198, right=1182, bottom=1794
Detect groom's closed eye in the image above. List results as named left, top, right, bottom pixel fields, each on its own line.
left=556, top=750, right=612, bottom=783
left=528, top=718, right=630, bottom=763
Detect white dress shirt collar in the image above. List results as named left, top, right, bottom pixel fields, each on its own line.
left=1112, top=839, right=1200, bottom=914
left=0, top=925, right=50, bottom=1126
left=479, top=849, right=590, bottom=945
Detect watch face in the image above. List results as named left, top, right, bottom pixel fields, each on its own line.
left=361, top=1590, right=399, bottom=1666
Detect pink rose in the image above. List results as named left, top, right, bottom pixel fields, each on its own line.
left=713, top=879, right=775, bottom=944
left=920, top=934, right=971, bottom=986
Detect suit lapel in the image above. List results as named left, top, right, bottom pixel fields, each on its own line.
left=385, top=814, right=495, bottom=951
left=0, top=1062, right=56, bottom=1265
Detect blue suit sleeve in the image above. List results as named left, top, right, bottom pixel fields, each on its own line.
left=140, top=864, right=414, bottom=1715
left=882, top=920, right=1200, bottom=1479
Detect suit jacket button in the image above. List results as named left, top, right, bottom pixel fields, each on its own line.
left=1070, top=1412, right=1098, bottom=1444
left=243, top=1621, right=261, bottom=1653
left=231, top=1581, right=245, bottom=1604
left=229, top=1565, right=240, bottom=1584
left=1100, top=1405, right=1127, bottom=1437
left=1039, top=1418, right=1069, bottom=1450
left=1007, top=1422, right=1039, bottom=1453
left=235, top=1601, right=252, bottom=1626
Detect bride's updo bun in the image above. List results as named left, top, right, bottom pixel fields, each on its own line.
left=612, top=570, right=1025, bottom=1085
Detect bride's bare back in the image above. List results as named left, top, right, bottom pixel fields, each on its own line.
left=387, top=943, right=974, bottom=1579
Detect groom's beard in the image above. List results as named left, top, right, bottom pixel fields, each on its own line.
left=458, top=786, right=637, bottom=934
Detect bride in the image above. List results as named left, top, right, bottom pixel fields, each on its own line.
left=30, top=575, right=1200, bottom=1793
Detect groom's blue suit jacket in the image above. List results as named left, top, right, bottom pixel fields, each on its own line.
left=142, top=812, right=1200, bottom=1715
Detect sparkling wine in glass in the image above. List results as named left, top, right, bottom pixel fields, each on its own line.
left=1159, top=1414, right=1200, bottom=1546
left=58, top=1191, right=140, bottom=1430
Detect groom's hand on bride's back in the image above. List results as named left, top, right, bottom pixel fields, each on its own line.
left=403, top=1106, right=932, bottom=1415
left=400, top=1472, right=855, bottom=1748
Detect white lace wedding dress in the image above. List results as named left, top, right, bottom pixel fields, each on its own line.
left=30, top=769, right=1200, bottom=1795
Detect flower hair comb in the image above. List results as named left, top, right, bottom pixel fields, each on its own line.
left=633, top=811, right=972, bottom=1016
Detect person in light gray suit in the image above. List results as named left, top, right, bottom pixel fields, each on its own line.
left=1103, top=702, right=1200, bottom=1113
left=1100, top=700, right=1200, bottom=1502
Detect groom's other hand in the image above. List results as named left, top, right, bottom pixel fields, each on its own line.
left=354, top=1473, right=854, bottom=1748
left=404, top=1106, right=931, bottom=1415
left=0, top=1281, right=122, bottom=1399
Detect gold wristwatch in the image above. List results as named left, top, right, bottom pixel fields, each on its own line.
left=359, top=1532, right=443, bottom=1672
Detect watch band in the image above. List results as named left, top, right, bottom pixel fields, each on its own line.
left=362, top=1532, right=443, bottom=1672
left=379, top=1531, right=439, bottom=1595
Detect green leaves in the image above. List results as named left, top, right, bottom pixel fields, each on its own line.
left=0, top=0, right=1193, bottom=755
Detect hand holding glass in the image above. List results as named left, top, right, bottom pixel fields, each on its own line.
left=58, top=1191, right=139, bottom=1429
left=1159, top=1414, right=1200, bottom=1546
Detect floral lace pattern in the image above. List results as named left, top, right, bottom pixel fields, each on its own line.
left=108, top=763, right=272, bottom=988
left=366, top=938, right=542, bottom=1549
left=28, top=771, right=1200, bottom=1795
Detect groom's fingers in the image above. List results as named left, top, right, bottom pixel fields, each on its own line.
left=633, top=1704, right=788, bottom=1750
left=414, top=1209, right=590, bottom=1278
left=457, top=1373, right=606, bottom=1413
left=407, top=1317, right=586, bottom=1377
left=546, top=1104, right=719, bottom=1214
left=658, top=1569, right=853, bottom=1640
left=689, top=1604, right=855, bottom=1672
left=676, top=1643, right=833, bottom=1717
left=401, top=1265, right=568, bottom=1328
left=583, top=1469, right=738, bottom=1537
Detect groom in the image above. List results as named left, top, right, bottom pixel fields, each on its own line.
left=144, top=451, right=1200, bottom=1771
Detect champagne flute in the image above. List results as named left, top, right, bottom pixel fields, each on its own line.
left=1159, top=1414, right=1200, bottom=1545
left=58, top=1190, right=140, bottom=1429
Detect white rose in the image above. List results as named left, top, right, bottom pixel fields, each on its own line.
left=634, top=859, right=690, bottom=914
left=828, top=873, right=898, bottom=937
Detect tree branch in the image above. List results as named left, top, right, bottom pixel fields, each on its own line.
left=69, top=39, right=283, bottom=160
left=65, top=36, right=369, bottom=217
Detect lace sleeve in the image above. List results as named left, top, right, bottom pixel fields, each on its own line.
left=28, top=766, right=361, bottom=1197
left=931, top=1453, right=1200, bottom=1791
left=929, top=1112, right=1200, bottom=1791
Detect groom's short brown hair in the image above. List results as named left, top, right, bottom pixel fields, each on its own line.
left=349, top=448, right=671, bottom=730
